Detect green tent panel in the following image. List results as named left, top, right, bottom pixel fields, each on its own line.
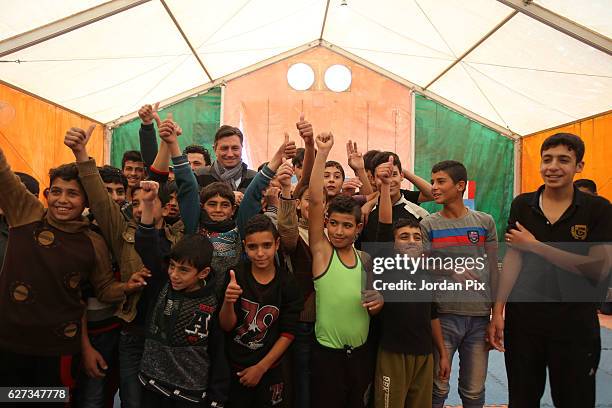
left=110, top=87, right=222, bottom=168
left=413, top=94, right=514, bottom=240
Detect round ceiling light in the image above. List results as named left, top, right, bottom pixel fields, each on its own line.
left=287, top=63, right=315, bottom=91
left=324, top=64, right=352, bottom=92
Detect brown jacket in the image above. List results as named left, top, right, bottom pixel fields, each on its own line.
left=0, top=150, right=126, bottom=356
left=77, top=159, right=183, bottom=323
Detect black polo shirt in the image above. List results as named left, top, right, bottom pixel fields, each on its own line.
left=505, top=185, right=612, bottom=339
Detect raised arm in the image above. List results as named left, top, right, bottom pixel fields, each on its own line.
left=0, top=146, right=44, bottom=227
left=347, top=140, right=373, bottom=196
left=308, top=133, right=334, bottom=275
left=277, top=161, right=299, bottom=252
left=402, top=168, right=434, bottom=202
left=375, top=156, right=394, bottom=242
left=236, top=135, right=295, bottom=238
left=293, top=114, right=315, bottom=194
left=157, top=116, right=200, bottom=234
left=65, top=126, right=133, bottom=262
left=138, top=103, right=162, bottom=169
left=219, top=270, right=241, bottom=332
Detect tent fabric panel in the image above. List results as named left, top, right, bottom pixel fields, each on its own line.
left=0, top=0, right=107, bottom=42
left=0, top=82, right=103, bottom=191
left=534, top=0, right=612, bottom=39
left=414, top=94, right=514, bottom=240
left=324, top=0, right=513, bottom=87
left=222, top=46, right=412, bottom=171
left=456, top=13, right=612, bottom=135
left=0, top=1, right=209, bottom=123
left=165, top=0, right=325, bottom=80
left=521, top=111, right=612, bottom=201
left=110, top=87, right=222, bottom=168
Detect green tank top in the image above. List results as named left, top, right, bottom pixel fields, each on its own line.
left=314, top=247, right=370, bottom=349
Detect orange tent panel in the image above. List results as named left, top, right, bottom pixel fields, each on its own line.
left=521, top=112, right=612, bottom=201
left=0, top=83, right=104, bottom=194
left=223, top=47, right=412, bottom=177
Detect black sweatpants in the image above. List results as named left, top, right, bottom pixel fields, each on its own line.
left=227, top=364, right=286, bottom=408
left=310, top=341, right=374, bottom=408
left=0, top=348, right=78, bottom=407
left=504, top=329, right=600, bottom=408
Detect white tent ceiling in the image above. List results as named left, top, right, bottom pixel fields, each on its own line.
left=0, top=0, right=610, bottom=136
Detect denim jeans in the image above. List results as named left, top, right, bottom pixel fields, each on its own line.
left=432, top=314, right=489, bottom=408
left=118, top=331, right=145, bottom=408
left=292, top=322, right=314, bottom=408
left=74, top=328, right=120, bottom=408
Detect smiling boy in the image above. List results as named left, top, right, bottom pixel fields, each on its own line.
left=489, top=133, right=612, bottom=407
left=219, top=215, right=302, bottom=408
left=308, top=132, right=383, bottom=408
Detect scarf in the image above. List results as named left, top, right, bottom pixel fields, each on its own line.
left=211, top=160, right=245, bottom=190
left=199, top=210, right=236, bottom=234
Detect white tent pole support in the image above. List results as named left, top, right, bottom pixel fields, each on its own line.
left=410, top=91, right=416, bottom=178
left=159, top=0, right=213, bottom=82
left=103, top=126, right=113, bottom=165
left=0, top=0, right=151, bottom=58
left=320, top=40, right=520, bottom=140
left=513, top=137, right=522, bottom=197
left=497, top=0, right=612, bottom=56
left=424, top=11, right=518, bottom=90
left=319, top=0, right=331, bottom=40
left=107, top=40, right=320, bottom=127
left=219, top=83, right=226, bottom=126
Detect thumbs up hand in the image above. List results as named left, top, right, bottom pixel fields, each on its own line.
left=224, top=270, right=242, bottom=304
left=269, top=132, right=296, bottom=171
left=158, top=112, right=180, bottom=145
left=64, top=124, right=96, bottom=162
left=296, top=113, right=313, bottom=146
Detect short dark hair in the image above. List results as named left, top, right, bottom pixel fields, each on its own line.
left=574, top=179, right=597, bottom=194
left=98, top=165, right=128, bottom=190
left=327, top=195, right=361, bottom=224
left=121, top=150, right=144, bottom=169
left=393, top=217, right=421, bottom=233
left=292, top=148, right=305, bottom=168
left=49, top=163, right=83, bottom=192
left=540, top=133, right=585, bottom=163
left=214, top=125, right=243, bottom=144
left=200, top=182, right=235, bottom=206
left=170, top=234, right=214, bottom=271
left=372, top=151, right=402, bottom=173
left=363, top=150, right=380, bottom=173
left=431, top=160, right=467, bottom=185
left=183, top=144, right=211, bottom=166
left=15, top=172, right=39, bottom=197
left=324, top=160, right=345, bottom=180
left=244, top=214, right=279, bottom=239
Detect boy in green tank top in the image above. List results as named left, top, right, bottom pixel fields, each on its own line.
left=308, top=132, right=383, bottom=408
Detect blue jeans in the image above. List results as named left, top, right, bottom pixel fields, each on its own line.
left=74, top=328, right=120, bottom=408
left=291, top=322, right=314, bottom=408
left=118, top=331, right=145, bottom=408
left=432, top=314, right=489, bottom=408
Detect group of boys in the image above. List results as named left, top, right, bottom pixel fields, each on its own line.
left=0, top=103, right=609, bottom=408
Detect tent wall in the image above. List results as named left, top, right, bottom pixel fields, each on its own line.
left=521, top=112, right=612, bottom=201
left=0, top=82, right=103, bottom=191
left=223, top=47, right=412, bottom=170
left=414, top=94, right=515, bottom=239
left=110, top=87, right=222, bottom=168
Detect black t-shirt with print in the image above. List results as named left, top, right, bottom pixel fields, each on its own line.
left=227, top=261, right=303, bottom=368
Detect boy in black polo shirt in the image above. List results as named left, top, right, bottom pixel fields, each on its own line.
left=488, top=133, right=612, bottom=407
